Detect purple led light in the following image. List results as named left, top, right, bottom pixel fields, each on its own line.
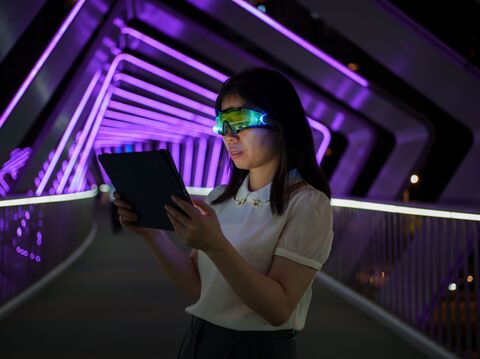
left=307, top=117, right=331, bottom=165
left=331, top=113, right=345, bottom=131
left=69, top=90, right=114, bottom=191
left=112, top=88, right=214, bottom=126
left=0, top=179, right=8, bottom=196
left=60, top=52, right=219, bottom=194
left=183, top=139, right=194, bottom=185
left=1, top=148, right=31, bottom=173
left=101, top=118, right=179, bottom=138
left=206, top=138, right=223, bottom=187
left=171, top=142, right=180, bottom=169
left=228, top=0, right=368, bottom=87
left=0, top=0, right=87, bottom=127
left=121, top=28, right=228, bottom=82
left=97, top=128, right=182, bottom=142
left=114, top=73, right=214, bottom=116
left=194, top=137, right=208, bottom=187
left=106, top=102, right=213, bottom=135
left=37, top=71, right=101, bottom=196
left=121, top=53, right=217, bottom=101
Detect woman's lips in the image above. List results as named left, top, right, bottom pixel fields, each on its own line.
left=230, top=151, right=243, bottom=159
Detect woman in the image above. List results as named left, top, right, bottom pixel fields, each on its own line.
left=113, top=67, right=334, bottom=358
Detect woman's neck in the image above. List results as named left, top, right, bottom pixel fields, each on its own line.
left=248, top=159, right=280, bottom=191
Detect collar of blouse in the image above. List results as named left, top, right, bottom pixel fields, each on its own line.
left=234, top=168, right=303, bottom=208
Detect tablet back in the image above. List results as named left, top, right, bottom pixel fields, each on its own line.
left=98, top=150, right=191, bottom=231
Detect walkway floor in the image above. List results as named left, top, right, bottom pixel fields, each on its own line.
left=0, top=203, right=431, bottom=358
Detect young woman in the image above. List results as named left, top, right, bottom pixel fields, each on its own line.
left=113, top=67, right=334, bottom=358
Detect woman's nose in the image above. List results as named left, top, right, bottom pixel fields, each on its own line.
left=224, top=130, right=239, bottom=141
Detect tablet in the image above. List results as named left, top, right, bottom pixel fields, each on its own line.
left=98, top=149, right=192, bottom=231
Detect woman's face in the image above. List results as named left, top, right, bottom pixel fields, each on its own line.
left=220, top=94, right=281, bottom=171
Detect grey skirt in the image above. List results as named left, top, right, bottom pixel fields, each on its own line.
left=177, top=315, right=298, bottom=359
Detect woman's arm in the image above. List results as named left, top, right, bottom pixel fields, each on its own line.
left=144, top=231, right=201, bottom=301
left=205, top=236, right=316, bottom=327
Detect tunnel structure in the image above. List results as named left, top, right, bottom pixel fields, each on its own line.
left=0, top=1, right=479, bottom=358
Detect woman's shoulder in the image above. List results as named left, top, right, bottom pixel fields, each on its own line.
left=288, top=181, right=330, bottom=208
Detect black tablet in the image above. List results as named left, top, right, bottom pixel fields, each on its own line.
left=98, top=149, right=192, bottom=231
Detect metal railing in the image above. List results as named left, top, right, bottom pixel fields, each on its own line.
left=0, top=190, right=98, bottom=309
left=325, top=199, right=480, bottom=359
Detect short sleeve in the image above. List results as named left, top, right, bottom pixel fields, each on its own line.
left=205, top=184, right=227, bottom=205
left=274, top=189, right=334, bottom=271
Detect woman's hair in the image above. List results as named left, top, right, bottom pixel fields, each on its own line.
left=211, top=67, right=331, bottom=216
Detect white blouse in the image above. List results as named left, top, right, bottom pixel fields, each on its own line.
left=185, top=168, right=334, bottom=331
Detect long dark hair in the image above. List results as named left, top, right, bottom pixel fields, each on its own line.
left=211, top=67, right=331, bottom=216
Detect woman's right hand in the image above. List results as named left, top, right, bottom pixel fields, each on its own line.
left=112, top=191, right=159, bottom=239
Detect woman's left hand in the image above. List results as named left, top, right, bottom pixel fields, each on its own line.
left=165, top=195, right=226, bottom=252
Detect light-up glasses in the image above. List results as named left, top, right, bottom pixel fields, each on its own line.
left=213, top=107, right=275, bottom=135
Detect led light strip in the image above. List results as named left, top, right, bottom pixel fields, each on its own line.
left=0, top=0, right=87, bottom=128
left=112, top=87, right=214, bottom=126
left=0, top=188, right=97, bottom=208
left=330, top=198, right=480, bottom=221
left=307, top=117, right=330, bottom=164
left=103, top=109, right=209, bottom=136
left=113, top=73, right=214, bottom=116
left=229, top=0, right=368, bottom=87
left=69, top=89, right=113, bottom=192
left=58, top=52, right=219, bottom=194
left=121, top=28, right=228, bottom=82
left=36, top=71, right=101, bottom=196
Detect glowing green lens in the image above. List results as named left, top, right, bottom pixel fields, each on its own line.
left=213, top=108, right=272, bottom=135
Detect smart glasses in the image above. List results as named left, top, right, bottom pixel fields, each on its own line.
left=213, top=107, right=274, bottom=135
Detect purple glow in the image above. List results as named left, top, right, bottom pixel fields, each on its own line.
left=106, top=103, right=213, bottom=135
left=16, top=227, right=22, bottom=237
left=331, top=113, right=345, bottom=131
left=307, top=117, right=331, bottom=165
left=227, top=0, right=368, bottom=87
left=36, top=71, right=101, bottom=196
left=114, top=73, right=214, bottom=116
left=171, top=142, right=180, bottom=169
left=0, top=0, right=87, bottom=127
left=97, top=128, right=182, bottom=142
left=62, top=51, right=219, bottom=193
left=56, top=57, right=122, bottom=194
left=112, top=88, right=214, bottom=126
left=69, top=90, right=114, bottom=192
left=1, top=148, right=31, bottom=173
left=35, top=256, right=41, bottom=262
left=194, top=137, right=208, bottom=187
left=121, top=28, right=229, bottom=82
left=120, top=53, right=217, bottom=101
left=206, top=138, right=223, bottom=187
left=183, top=139, right=194, bottom=185
left=102, top=118, right=185, bottom=136
left=0, top=148, right=32, bottom=196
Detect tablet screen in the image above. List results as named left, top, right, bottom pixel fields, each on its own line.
left=98, top=150, right=192, bottom=231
